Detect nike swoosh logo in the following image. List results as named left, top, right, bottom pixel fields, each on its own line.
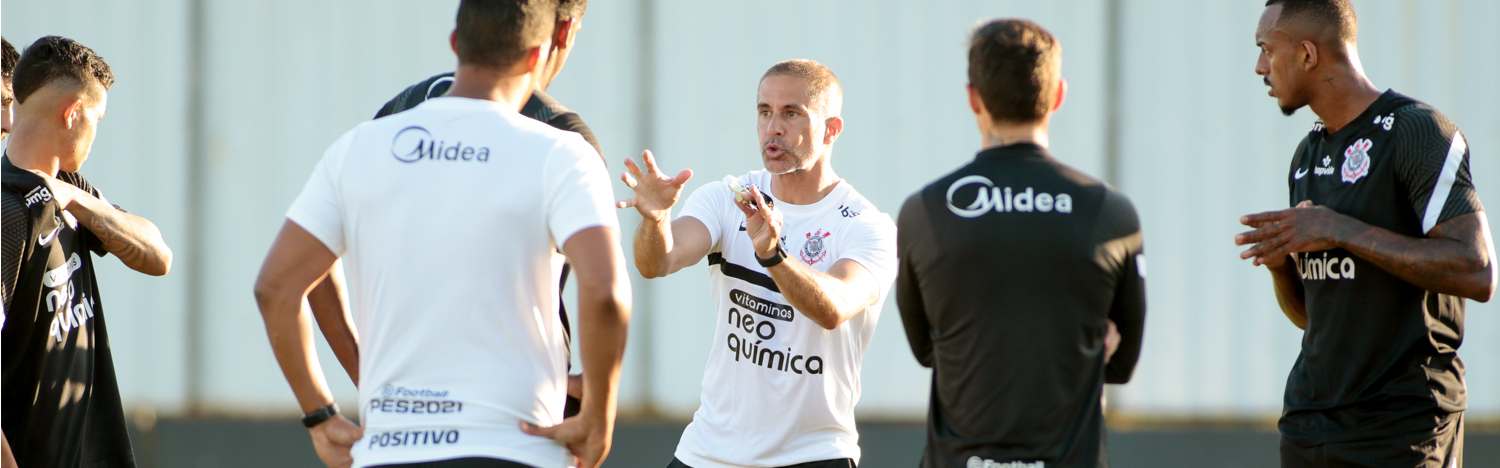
left=1294, top=168, right=1310, bottom=180
left=38, top=226, right=61, bottom=246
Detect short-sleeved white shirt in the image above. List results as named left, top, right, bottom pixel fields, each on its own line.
left=673, top=171, right=897, bottom=468
left=286, top=97, right=618, bottom=468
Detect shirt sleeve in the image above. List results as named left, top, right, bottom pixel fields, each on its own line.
left=286, top=130, right=356, bottom=256
left=1390, top=105, right=1484, bottom=234
left=676, top=181, right=730, bottom=252
left=545, top=134, right=620, bottom=249
left=895, top=192, right=934, bottom=368
left=2, top=192, right=28, bottom=317
left=56, top=172, right=111, bottom=256
left=838, top=212, right=898, bottom=291
left=1094, top=189, right=1146, bottom=384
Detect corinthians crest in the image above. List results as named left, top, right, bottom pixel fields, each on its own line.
left=799, top=229, right=832, bottom=265
left=1341, top=138, right=1373, bottom=183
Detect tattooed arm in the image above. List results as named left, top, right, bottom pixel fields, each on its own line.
left=34, top=171, right=173, bottom=276
left=1236, top=205, right=1496, bottom=302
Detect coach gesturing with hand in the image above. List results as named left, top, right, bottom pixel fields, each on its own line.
left=620, top=60, right=896, bottom=468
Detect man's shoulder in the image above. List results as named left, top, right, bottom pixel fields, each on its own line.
left=375, top=72, right=455, bottom=119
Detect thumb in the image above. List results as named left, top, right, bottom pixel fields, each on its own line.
left=616, top=197, right=637, bottom=209
left=672, top=169, right=694, bottom=187
left=1296, top=200, right=1314, bottom=208
left=520, top=421, right=559, bottom=440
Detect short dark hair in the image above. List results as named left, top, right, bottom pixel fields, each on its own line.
left=557, top=0, right=587, bottom=20
left=455, top=0, right=556, bottom=70
left=13, top=36, right=114, bottom=105
left=760, top=59, right=842, bottom=117
left=968, top=19, right=1061, bottom=124
left=2, top=37, right=18, bottom=78
left=1266, top=0, right=1358, bottom=45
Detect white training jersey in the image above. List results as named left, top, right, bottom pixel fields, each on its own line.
left=673, top=171, right=898, bottom=468
left=286, top=97, right=618, bottom=468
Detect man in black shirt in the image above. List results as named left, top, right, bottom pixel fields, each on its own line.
left=896, top=19, right=1146, bottom=468
left=1238, top=1, right=1495, bottom=467
left=1, top=36, right=174, bottom=468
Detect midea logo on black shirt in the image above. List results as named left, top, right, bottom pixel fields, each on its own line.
left=391, top=126, right=492, bottom=163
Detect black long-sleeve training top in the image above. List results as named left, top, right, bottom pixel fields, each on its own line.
left=896, top=143, right=1146, bottom=468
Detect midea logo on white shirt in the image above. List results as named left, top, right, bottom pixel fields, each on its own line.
left=946, top=175, right=1073, bottom=218
left=390, top=126, right=493, bottom=163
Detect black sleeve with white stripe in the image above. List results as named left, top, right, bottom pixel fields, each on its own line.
left=1390, top=105, right=1483, bottom=234
left=1, top=192, right=27, bottom=312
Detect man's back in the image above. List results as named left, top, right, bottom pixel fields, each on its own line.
left=286, top=96, right=615, bottom=468
left=897, top=143, right=1146, bottom=468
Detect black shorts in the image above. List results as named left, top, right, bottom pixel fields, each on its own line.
left=668, top=456, right=856, bottom=468
left=372, top=457, right=535, bottom=468
left=1281, top=412, right=1463, bottom=468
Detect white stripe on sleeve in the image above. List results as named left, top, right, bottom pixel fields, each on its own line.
left=1422, top=131, right=1468, bottom=234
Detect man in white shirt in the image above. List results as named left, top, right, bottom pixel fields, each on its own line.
left=253, top=2, right=630, bottom=468
left=618, top=59, right=897, bottom=468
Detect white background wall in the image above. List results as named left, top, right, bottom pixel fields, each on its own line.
left=4, top=0, right=1498, bottom=421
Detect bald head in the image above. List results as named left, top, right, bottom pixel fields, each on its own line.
left=760, top=59, right=842, bottom=118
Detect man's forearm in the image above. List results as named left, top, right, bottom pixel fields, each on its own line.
left=631, top=216, right=672, bottom=278
left=1268, top=258, right=1308, bottom=329
left=575, top=283, right=628, bottom=425
left=1336, top=213, right=1494, bottom=301
left=257, top=288, right=336, bottom=413
left=68, top=195, right=172, bottom=276
left=309, top=262, right=359, bottom=384
left=766, top=260, right=873, bottom=330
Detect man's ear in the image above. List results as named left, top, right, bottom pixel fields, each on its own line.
left=1299, top=40, right=1319, bottom=72
left=823, top=116, right=844, bottom=145
left=1052, top=78, right=1068, bottom=112
left=555, top=18, right=580, bottom=49
left=62, top=98, right=83, bottom=130
left=524, top=45, right=547, bottom=75
left=450, top=30, right=459, bottom=55
left=967, top=84, right=984, bottom=116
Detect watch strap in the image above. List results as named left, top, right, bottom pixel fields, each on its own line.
left=301, top=403, right=339, bottom=428
left=756, top=246, right=787, bottom=268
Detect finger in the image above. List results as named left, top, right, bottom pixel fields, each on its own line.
left=1246, top=234, right=1291, bottom=263
left=622, top=157, right=644, bottom=180
left=1234, top=226, right=1280, bottom=246
left=1296, top=200, right=1314, bottom=208
left=621, top=171, right=638, bottom=188
left=520, top=421, right=557, bottom=439
left=642, top=150, right=663, bottom=177
left=750, top=185, right=770, bottom=218
left=1240, top=210, right=1287, bottom=226
left=616, top=197, right=637, bottom=209
left=671, top=168, right=694, bottom=188
left=733, top=195, right=757, bottom=217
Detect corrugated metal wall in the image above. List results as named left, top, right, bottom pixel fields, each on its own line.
left=4, top=0, right=1498, bottom=420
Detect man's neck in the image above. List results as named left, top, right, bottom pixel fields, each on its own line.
left=769, top=156, right=840, bottom=206
left=980, top=122, right=1049, bottom=151
left=446, top=64, right=536, bottom=112
left=4, top=126, right=61, bottom=176
left=1308, top=65, right=1383, bottom=134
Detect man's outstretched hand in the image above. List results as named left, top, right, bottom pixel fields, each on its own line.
left=1236, top=200, right=1353, bottom=267
left=617, top=150, right=693, bottom=223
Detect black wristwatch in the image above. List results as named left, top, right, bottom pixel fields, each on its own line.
left=756, top=246, right=788, bottom=268
left=301, top=403, right=339, bottom=428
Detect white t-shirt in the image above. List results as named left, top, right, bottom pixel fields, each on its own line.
left=286, top=97, right=618, bottom=468
left=673, top=171, right=897, bottom=468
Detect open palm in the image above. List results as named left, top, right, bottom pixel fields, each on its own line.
left=617, top=150, right=693, bottom=222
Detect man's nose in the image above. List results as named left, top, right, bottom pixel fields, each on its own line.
left=765, top=115, right=783, bottom=136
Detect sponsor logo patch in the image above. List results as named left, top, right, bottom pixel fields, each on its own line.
left=390, top=126, right=491, bottom=163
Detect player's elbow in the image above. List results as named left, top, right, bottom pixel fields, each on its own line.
left=143, top=247, right=173, bottom=276
left=252, top=273, right=296, bottom=317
